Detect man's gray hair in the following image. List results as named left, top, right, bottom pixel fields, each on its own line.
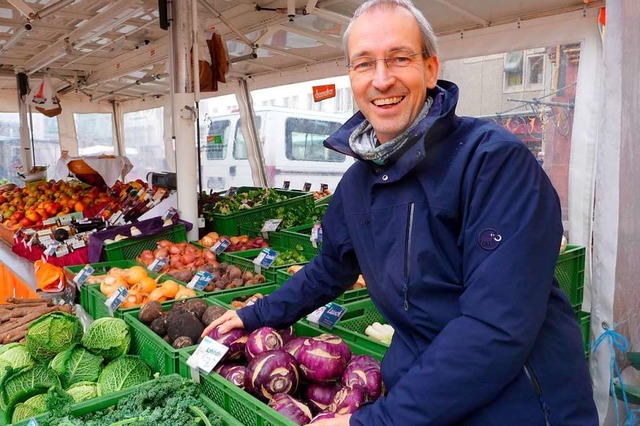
left=342, top=0, right=439, bottom=59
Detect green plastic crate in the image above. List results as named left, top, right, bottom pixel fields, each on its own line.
left=278, top=223, right=321, bottom=255
left=578, top=311, right=591, bottom=359
left=101, top=223, right=188, bottom=261
left=83, top=273, right=205, bottom=320
left=64, top=260, right=141, bottom=311
left=204, top=187, right=314, bottom=236
left=222, top=247, right=309, bottom=283
left=177, top=321, right=383, bottom=426
left=205, top=283, right=279, bottom=308
left=275, top=268, right=369, bottom=304
left=123, top=297, right=218, bottom=376
left=314, top=194, right=332, bottom=206
left=6, top=375, right=242, bottom=426
left=555, top=245, right=586, bottom=311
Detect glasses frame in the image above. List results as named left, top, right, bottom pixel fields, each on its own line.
left=346, top=50, right=430, bottom=73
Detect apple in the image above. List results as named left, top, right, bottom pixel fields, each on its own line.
left=10, top=211, right=24, bottom=221
left=20, top=217, right=33, bottom=227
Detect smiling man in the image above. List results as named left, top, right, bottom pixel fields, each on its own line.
left=203, top=1, right=598, bottom=424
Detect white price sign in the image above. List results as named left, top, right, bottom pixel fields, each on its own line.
left=104, top=285, right=128, bottom=315
left=187, top=336, right=229, bottom=374
left=73, top=264, right=95, bottom=288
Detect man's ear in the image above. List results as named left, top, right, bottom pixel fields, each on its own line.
left=425, top=56, right=440, bottom=89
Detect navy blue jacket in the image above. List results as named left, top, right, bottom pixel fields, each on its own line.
left=239, top=80, right=598, bottom=425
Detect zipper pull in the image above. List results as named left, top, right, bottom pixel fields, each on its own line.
left=402, top=283, right=409, bottom=311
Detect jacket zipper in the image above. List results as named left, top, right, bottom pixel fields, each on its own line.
left=403, top=203, right=415, bottom=311
left=523, top=362, right=551, bottom=426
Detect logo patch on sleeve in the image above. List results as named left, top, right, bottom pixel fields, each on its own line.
left=478, top=228, right=502, bottom=251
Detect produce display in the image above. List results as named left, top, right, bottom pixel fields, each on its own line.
left=0, top=313, right=153, bottom=424
left=202, top=188, right=291, bottom=215
left=364, top=322, right=395, bottom=345
left=198, top=231, right=270, bottom=252
left=312, top=189, right=332, bottom=201
left=137, top=299, right=226, bottom=349
left=88, top=264, right=197, bottom=308
left=287, top=265, right=367, bottom=291
left=18, top=374, right=226, bottom=426
left=0, top=298, right=72, bottom=344
left=0, top=180, right=113, bottom=230
left=135, top=240, right=220, bottom=284
left=205, top=325, right=383, bottom=425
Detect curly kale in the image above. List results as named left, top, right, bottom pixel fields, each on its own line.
left=44, top=375, right=223, bottom=426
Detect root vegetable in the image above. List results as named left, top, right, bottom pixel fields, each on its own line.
left=138, top=301, right=164, bottom=324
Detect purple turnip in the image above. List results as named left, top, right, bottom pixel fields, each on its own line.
left=268, top=393, right=313, bottom=425
left=305, top=382, right=342, bottom=414
left=245, top=327, right=284, bottom=361
left=297, top=334, right=352, bottom=383
left=245, top=349, right=300, bottom=401
left=207, top=326, right=248, bottom=360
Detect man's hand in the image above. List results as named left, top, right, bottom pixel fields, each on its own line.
left=310, top=414, right=351, bottom=426
left=200, top=309, right=245, bottom=338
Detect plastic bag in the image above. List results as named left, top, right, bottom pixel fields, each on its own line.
left=34, top=259, right=66, bottom=293
left=25, top=76, right=61, bottom=112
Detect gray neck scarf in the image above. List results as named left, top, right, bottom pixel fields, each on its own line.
left=349, top=97, right=433, bottom=165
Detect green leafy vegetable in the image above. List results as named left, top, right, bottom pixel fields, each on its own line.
left=66, top=381, right=98, bottom=403
left=0, top=364, right=61, bottom=422
left=81, top=317, right=131, bottom=360
left=0, top=343, right=36, bottom=369
left=45, top=374, right=224, bottom=426
left=50, top=345, right=104, bottom=388
left=11, top=392, right=48, bottom=423
left=25, top=312, right=83, bottom=361
left=97, top=355, right=151, bottom=396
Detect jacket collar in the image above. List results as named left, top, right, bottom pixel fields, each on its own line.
left=324, top=80, right=460, bottom=161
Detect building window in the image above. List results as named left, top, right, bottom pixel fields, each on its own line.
left=526, top=54, right=545, bottom=90
left=504, top=50, right=546, bottom=92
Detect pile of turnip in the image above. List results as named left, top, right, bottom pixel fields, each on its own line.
left=207, top=325, right=382, bottom=425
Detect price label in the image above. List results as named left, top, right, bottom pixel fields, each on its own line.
left=320, top=183, right=329, bottom=192
left=303, top=182, right=312, bottom=192
left=198, top=216, right=206, bottom=228
left=311, top=224, right=323, bottom=248
left=282, top=181, right=290, bottom=190
left=104, top=285, right=128, bottom=315
left=55, top=244, right=70, bottom=257
left=37, top=228, right=53, bottom=237
left=226, top=187, right=238, bottom=197
left=148, top=257, right=168, bottom=272
left=162, top=207, right=177, bottom=221
left=261, top=218, right=282, bottom=239
left=187, top=336, right=229, bottom=374
left=73, top=264, right=95, bottom=288
left=306, top=302, right=347, bottom=329
left=253, top=248, right=279, bottom=272
left=71, top=238, right=86, bottom=249
left=23, top=228, right=36, bottom=236
left=211, top=238, right=230, bottom=255
left=187, top=271, right=213, bottom=290
left=42, top=217, right=58, bottom=226
left=43, top=241, right=60, bottom=256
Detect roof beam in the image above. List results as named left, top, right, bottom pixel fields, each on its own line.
left=5, top=0, right=36, bottom=20
left=277, top=23, right=341, bottom=48
left=82, top=36, right=169, bottom=87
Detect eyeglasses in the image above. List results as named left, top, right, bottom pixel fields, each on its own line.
left=346, top=50, right=429, bottom=74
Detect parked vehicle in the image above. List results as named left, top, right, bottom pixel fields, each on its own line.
left=200, top=107, right=354, bottom=191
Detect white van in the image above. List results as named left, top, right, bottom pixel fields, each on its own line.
left=200, top=107, right=354, bottom=191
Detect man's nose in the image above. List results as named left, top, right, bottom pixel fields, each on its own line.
left=371, top=60, right=395, bottom=91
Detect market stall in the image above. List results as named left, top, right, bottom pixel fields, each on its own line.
left=1, top=0, right=639, bottom=425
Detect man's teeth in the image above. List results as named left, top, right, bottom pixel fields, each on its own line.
left=373, top=96, right=402, bottom=106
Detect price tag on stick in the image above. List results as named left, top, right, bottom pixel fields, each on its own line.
left=187, top=271, right=214, bottom=290
left=261, top=218, right=282, bottom=239
left=148, top=257, right=168, bottom=272
left=306, top=302, right=347, bottom=329
left=253, top=248, right=279, bottom=273
left=303, top=182, right=312, bottom=192
left=187, top=336, right=229, bottom=374
left=311, top=224, right=323, bottom=248
left=211, top=238, right=231, bottom=255
left=73, top=264, right=95, bottom=288
left=104, top=285, right=128, bottom=316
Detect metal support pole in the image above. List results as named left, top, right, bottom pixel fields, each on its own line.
left=171, top=0, right=198, bottom=240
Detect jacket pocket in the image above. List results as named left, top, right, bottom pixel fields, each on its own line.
left=403, top=202, right=415, bottom=311
left=523, top=362, right=552, bottom=426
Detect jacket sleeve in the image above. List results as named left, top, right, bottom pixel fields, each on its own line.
left=351, top=137, right=563, bottom=425
left=238, top=187, right=361, bottom=331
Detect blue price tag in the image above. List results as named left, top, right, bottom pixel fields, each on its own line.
left=148, top=257, right=168, bottom=272
left=253, top=248, right=279, bottom=269
left=212, top=238, right=230, bottom=255
left=104, top=285, right=128, bottom=315
left=73, top=264, right=95, bottom=288
left=27, top=418, right=39, bottom=426
left=318, top=302, right=347, bottom=329
left=187, top=271, right=213, bottom=290
left=162, top=207, right=177, bottom=221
